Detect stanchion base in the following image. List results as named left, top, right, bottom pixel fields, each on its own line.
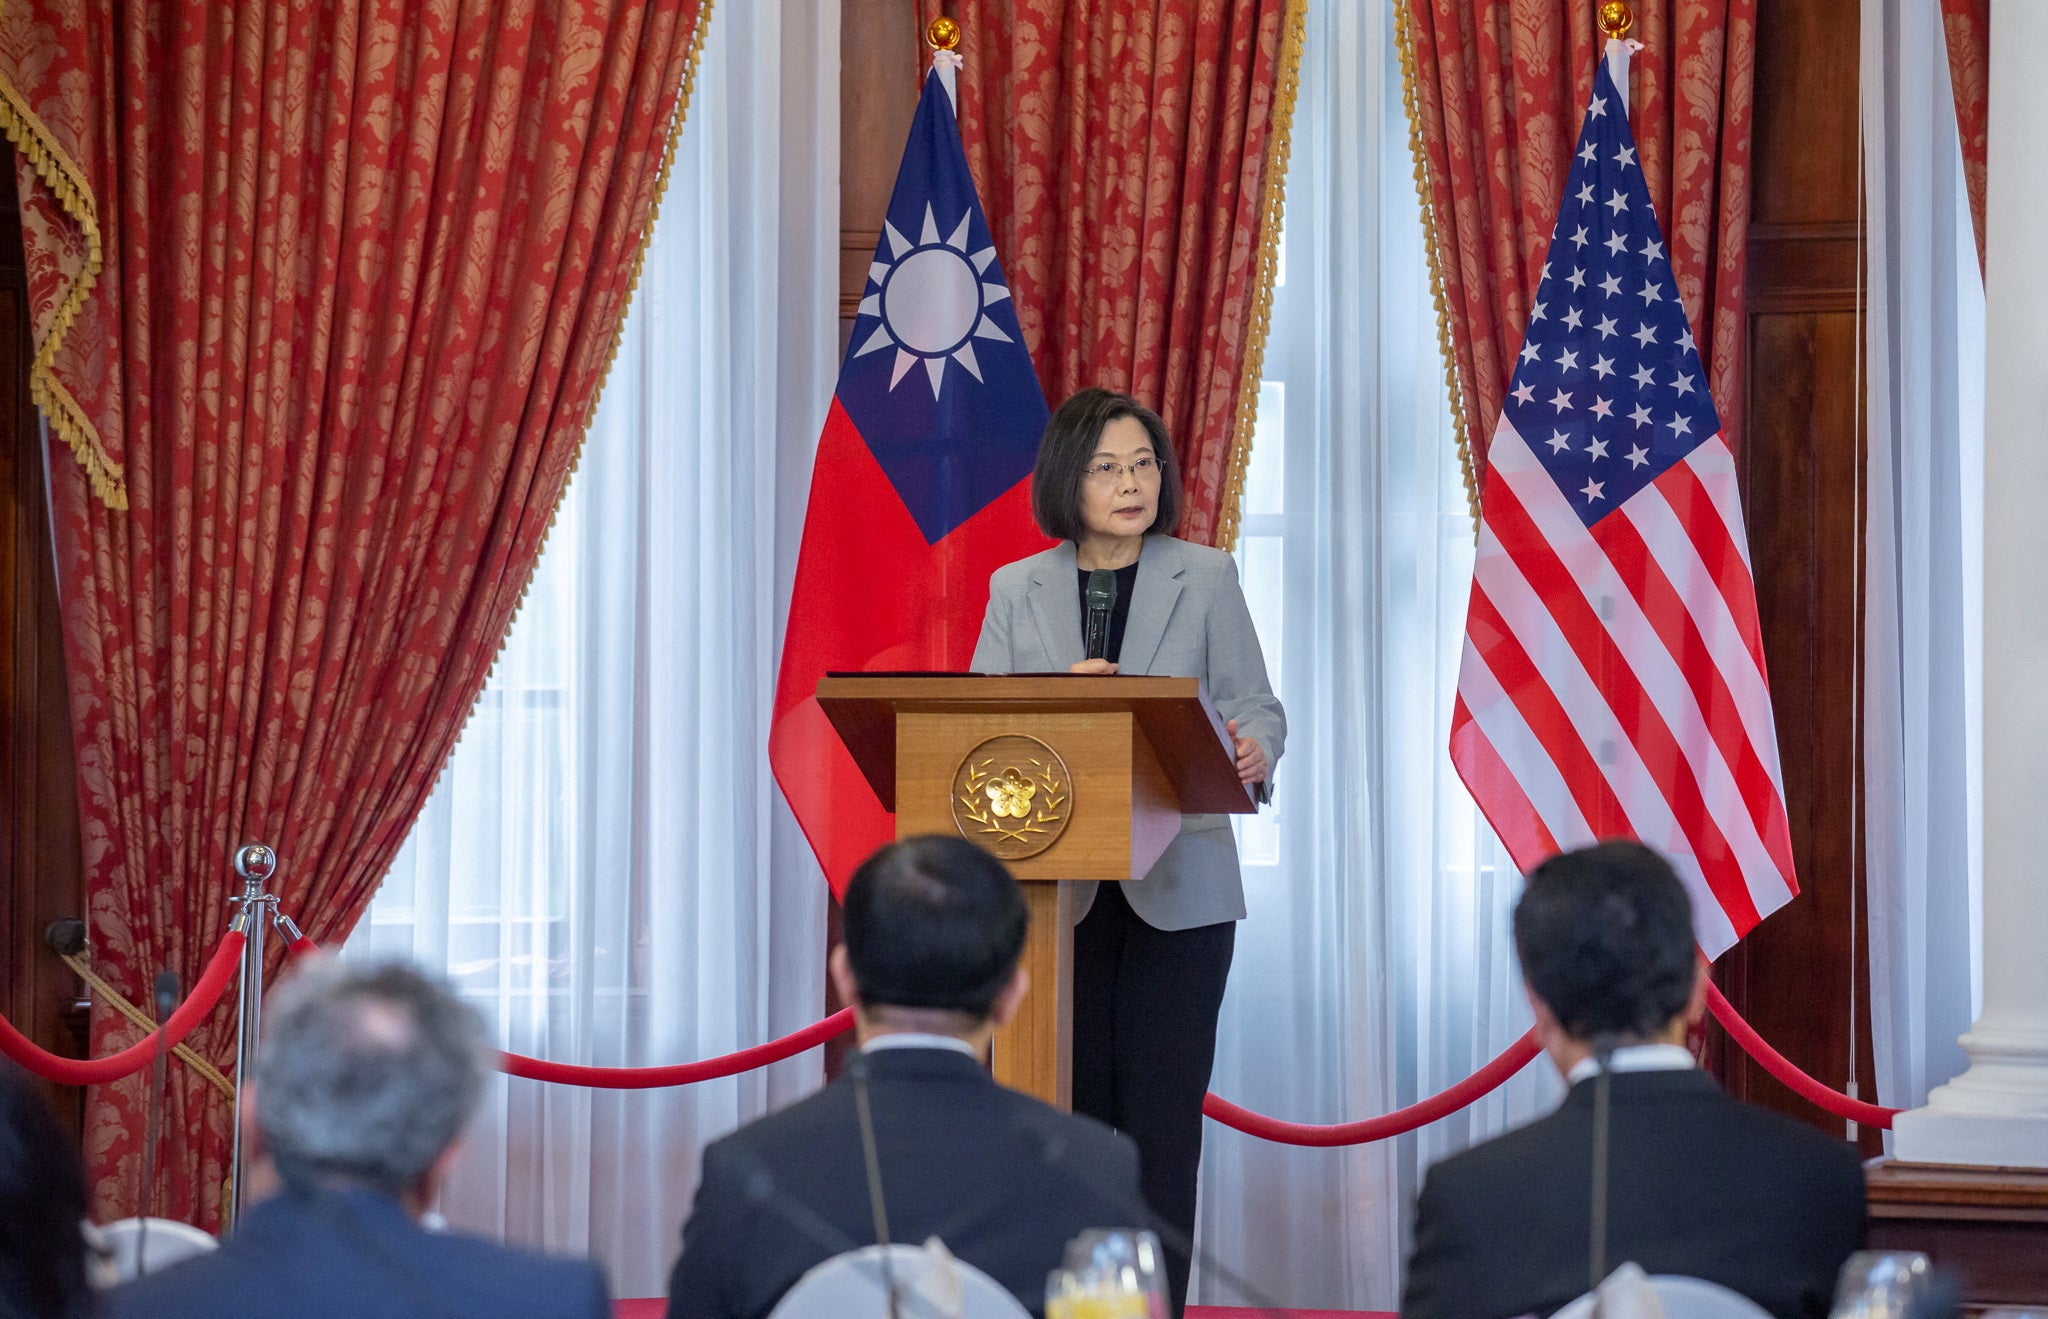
left=1894, top=1109, right=2048, bottom=1169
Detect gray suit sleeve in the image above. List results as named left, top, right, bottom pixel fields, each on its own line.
left=1207, top=555, right=1286, bottom=803
left=970, top=573, right=1012, bottom=674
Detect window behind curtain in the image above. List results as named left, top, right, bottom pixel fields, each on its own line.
left=338, top=1, right=840, bottom=1297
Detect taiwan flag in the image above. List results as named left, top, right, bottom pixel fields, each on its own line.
left=771, top=55, right=1052, bottom=892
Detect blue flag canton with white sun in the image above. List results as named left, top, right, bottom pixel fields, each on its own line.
left=837, top=74, right=1049, bottom=545
left=1502, top=59, right=1724, bottom=529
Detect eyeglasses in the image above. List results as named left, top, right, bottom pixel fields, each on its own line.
left=1085, top=456, right=1160, bottom=485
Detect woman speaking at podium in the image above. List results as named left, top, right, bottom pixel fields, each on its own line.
left=970, top=387, right=1285, bottom=1311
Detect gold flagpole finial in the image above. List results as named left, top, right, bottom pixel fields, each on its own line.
left=927, top=17, right=962, bottom=50
left=1597, top=1, right=1634, bottom=39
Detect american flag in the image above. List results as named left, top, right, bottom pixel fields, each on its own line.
left=1449, top=43, right=1796, bottom=956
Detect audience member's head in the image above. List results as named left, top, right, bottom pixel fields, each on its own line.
left=1513, top=840, right=1706, bottom=1074
left=0, top=1061, right=92, bottom=1319
left=833, top=835, right=1030, bottom=1047
left=250, top=958, right=492, bottom=1213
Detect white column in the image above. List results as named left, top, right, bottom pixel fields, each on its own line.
left=1892, top=0, right=2048, bottom=1168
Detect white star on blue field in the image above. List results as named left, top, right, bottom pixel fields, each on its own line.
left=1500, top=63, right=1723, bottom=527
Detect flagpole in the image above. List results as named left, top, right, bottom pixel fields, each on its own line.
left=928, top=15, right=964, bottom=664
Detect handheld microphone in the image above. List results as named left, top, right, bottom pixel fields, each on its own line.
left=137, top=968, right=179, bottom=1275
left=1084, top=570, right=1118, bottom=661
left=1009, top=1115, right=1289, bottom=1312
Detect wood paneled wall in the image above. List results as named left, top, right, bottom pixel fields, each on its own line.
left=0, top=160, right=88, bottom=1129
left=1715, top=0, right=1875, bottom=1149
left=840, top=0, right=923, bottom=325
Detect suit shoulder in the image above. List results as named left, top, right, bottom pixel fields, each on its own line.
left=105, top=1229, right=607, bottom=1319
left=1715, top=1092, right=1867, bottom=1181
left=990, top=545, right=1064, bottom=595
left=1161, top=537, right=1238, bottom=580
left=708, top=1080, right=854, bottom=1163
left=1420, top=1102, right=1574, bottom=1195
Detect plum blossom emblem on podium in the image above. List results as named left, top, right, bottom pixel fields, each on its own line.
left=952, top=736, right=1073, bottom=860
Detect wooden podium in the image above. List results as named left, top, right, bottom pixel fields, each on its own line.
left=815, top=675, right=1257, bottom=1109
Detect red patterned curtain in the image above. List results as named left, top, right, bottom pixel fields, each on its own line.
left=0, top=0, right=709, bottom=1227
left=1940, top=0, right=1987, bottom=271
left=917, top=1, right=1305, bottom=549
left=1401, top=0, right=1754, bottom=501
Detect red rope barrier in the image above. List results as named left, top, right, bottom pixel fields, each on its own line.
left=1201, top=1031, right=1545, bottom=1147
left=1706, top=983, right=1899, bottom=1129
left=0, top=931, right=247, bottom=1086
left=267, top=930, right=1908, bottom=1132
left=289, top=935, right=859, bottom=1088
left=498, top=1009, right=858, bottom=1089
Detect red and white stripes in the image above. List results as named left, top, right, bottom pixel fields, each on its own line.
left=1452, top=419, right=1797, bottom=956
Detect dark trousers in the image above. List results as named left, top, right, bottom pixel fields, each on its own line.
left=1071, top=881, right=1236, bottom=1317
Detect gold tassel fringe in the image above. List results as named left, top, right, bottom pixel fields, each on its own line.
left=1393, top=0, right=1480, bottom=530
left=0, top=55, right=128, bottom=509
left=1215, top=0, right=1308, bottom=554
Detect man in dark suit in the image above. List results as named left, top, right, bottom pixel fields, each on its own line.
left=107, top=960, right=609, bottom=1319
left=1401, top=841, right=1866, bottom=1319
left=665, top=835, right=1144, bottom=1319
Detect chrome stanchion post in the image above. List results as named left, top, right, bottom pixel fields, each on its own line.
left=225, top=842, right=278, bottom=1228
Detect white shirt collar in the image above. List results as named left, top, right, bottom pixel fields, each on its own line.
left=1566, top=1042, right=1696, bottom=1086
left=860, top=1032, right=979, bottom=1058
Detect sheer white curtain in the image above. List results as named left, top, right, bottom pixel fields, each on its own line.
left=343, top=0, right=840, bottom=1298
left=1859, top=0, right=1985, bottom=1123
left=1196, top=0, right=1561, bottom=1307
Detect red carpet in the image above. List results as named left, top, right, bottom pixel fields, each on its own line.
left=617, top=1304, right=1387, bottom=1318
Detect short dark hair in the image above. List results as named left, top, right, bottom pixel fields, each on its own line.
left=256, top=959, right=493, bottom=1195
left=842, top=835, right=1028, bottom=1019
left=1512, top=840, right=1698, bottom=1041
left=1031, top=387, right=1182, bottom=542
left=0, top=1062, right=91, bottom=1319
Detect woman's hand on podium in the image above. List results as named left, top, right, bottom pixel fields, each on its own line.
left=1069, top=658, right=1119, bottom=674
left=1227, top=719, right=1268, bottom=786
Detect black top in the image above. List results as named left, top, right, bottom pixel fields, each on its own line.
left=666, top=1047, right=1143, bottom=1319
left=1400, top=1069, right=1867, bottom=1319
left=1076, top=559, right=1141, bottom=663
left=104, top=1184, right=609, bottom=1319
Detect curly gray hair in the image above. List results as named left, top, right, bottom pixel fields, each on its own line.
left=255, top=958, right=493, bottom=1195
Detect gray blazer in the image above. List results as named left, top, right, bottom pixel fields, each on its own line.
left=969, top=535, right=1286, bottom=931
